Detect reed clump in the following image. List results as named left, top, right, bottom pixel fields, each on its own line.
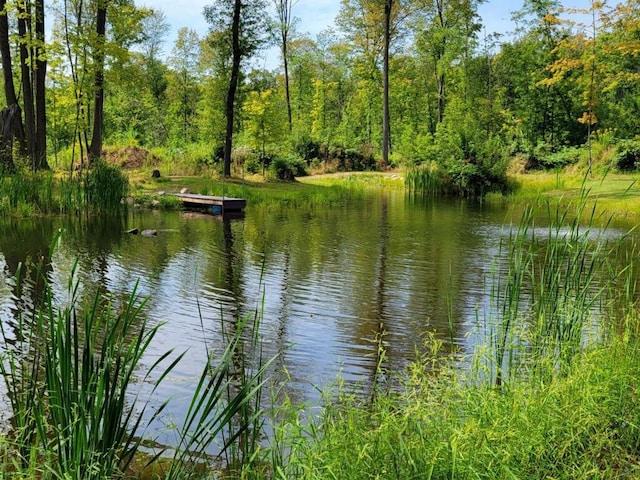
left=0, top=233, right=273, bottom=479
left=405, top=162, right=444, bottom=196
left=0, top=163, right=129, bottom=216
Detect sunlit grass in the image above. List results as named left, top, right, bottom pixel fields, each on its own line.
left=254, top=191, right=640, bottom=480
left=510, top=172, right=640, bottom=222
left=129, top=171, right=392, bottom=209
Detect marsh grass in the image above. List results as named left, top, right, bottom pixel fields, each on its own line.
left=405, top=163, right=444, bottom=195
left=0, top=241, right=178, bottom=479
left=0, top=233, right=275, bottom=480
left=83, top=161, right=129, bottom=213
left=491, top=188, right=621, bottom=386
left=0, top=163, right=128, bottom=216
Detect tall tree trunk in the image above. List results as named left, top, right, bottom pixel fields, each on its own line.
left=0, top=0, right=17, bottom=106
left=381, top=0, right=392, bottom=168
left=34, top=0, right=49, bottom=170
left=437, top=71, right=445, bottom=124
left=88, top=0, right=107, bottom=163
left=18, top=2, right=35, bottom=166
left=0, top=0, right=17, bottom=171
left=275, top=0, right=293, bottom=131
left=283, top=37, right=292, bottom=131
left=436, top=0, right=446, bottom=125
left=223, top=0, right=242, bottom=178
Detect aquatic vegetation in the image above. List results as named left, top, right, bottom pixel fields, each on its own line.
left=0, top=164, right=129, bottom=216
left=0, top=233, right=273, bottom=479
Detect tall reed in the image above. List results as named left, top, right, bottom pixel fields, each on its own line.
left=0, top=232, right=274, bottom=479
left=83, top=161, right=129, bottom=213
left=405, top=163, right=443, bottom=196
left=0, top=244, right=178, bottom=478
left=490, top=187, right=626, bottom=387
left=0, top=162, right=128, bottom=216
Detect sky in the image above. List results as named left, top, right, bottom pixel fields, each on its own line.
left=139, top=0, right=596, bottom=62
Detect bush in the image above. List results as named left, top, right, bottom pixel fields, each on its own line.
left=245, top=157, right=261, bottom=174
left=445, top=162, right=489, bottom=197
left=245, top=155, right=273, bottom=175
left=294, top=135, right=323, bottom=163
left=328, top=144, right=377, bottom=172
left=540, top=147, right=582, bottom=169
left=525, top=144, right=582, bottom=171
left=269, top=155, right=307, bottom=181
left=613, top=139, right=640, bottom=171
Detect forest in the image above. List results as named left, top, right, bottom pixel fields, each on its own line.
left=0, top=0, right=639, bottom=196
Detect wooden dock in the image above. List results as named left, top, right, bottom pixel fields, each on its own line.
left=172, top=193, right=246, bottom=214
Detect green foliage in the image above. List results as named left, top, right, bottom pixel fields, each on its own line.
left=268, top=337, right=640, bottom=479
left=268, top=155, right=307, bottom=181
left=294, top=135, right=323, bottom=163
left=1, top=171, right=51, bottom=210
left=613, top=138, right=640, bottom=172
left=406, top=119, right=510, bottom=197
left=405, top=163, right=444, bottom=195
left=528, top=144, right=584, bottom=170
left=83, top=161, right=129, bottom=213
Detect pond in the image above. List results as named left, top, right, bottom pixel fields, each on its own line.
left=0, top=191, right=632, bottom=446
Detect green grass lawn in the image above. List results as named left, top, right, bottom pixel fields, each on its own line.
left=129, top=168, right=640, bottom=221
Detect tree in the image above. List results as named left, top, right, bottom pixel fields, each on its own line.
left=338, top=0, right=408, bottom=166
left=137, top=9, right=169, bottom=145
left=0, top=0, right=49, bottom=170
left=243, top=86, right=285, bottom=160
left=337, top=0, right=384, bottom=152
left=273, top=0, right=297, bottom=131
left=88, top=0, right=107, bottom=162
left=382, top=0, right=393, bottom=167
left=414, top=0, right=484, bottom=127
left=0, top=0, right=19, bottom=172
left=204, top=0, right=269, bottom=177
left=167, top=27, right=201, bottom=144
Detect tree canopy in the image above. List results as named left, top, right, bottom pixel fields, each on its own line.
left=0, top=0, right=637, bottom=191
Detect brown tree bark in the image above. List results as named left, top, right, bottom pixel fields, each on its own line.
left=0, top=0, right=17, bottom=171
left=0, top=0, right=17, bottom=106
left=34, top=0, right=49, bottom=170
left=381, top=0, right=392, bottom=168
left=18, top=1, right=36, bottom=165
left=223, top=0, right=242, bottom=178
left=88, top=0, right=107, bottom=163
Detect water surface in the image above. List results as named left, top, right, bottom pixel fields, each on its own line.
left=0, top=191, right=630, bottom=443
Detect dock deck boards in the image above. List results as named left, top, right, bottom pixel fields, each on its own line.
left=172, top=193, right=246, bottom=212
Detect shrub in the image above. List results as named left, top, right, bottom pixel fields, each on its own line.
left=613, top=139, right=640, bottom=171
left=294, top=135, right=323, bottom=163
left=525, top=144, right=583, bottom=171
left=540, top=146, right=583, bottom=169
left=328, top=144, right=377, bottom=172
left=269, top=155, right=307, bottom=181
left=245, top=155, right=273, bottom=175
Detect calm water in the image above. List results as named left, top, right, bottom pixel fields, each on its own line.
left=0, top=192, right=631, bottom=444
